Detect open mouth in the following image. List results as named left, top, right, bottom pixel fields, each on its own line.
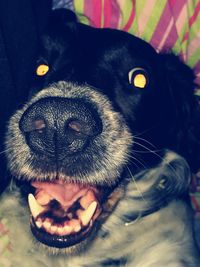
left=28, top=180, right=103, bottom=248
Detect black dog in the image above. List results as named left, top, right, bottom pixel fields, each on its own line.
left=1, top=9, right=200, bottom=266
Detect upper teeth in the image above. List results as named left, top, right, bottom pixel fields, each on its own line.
left=28, top=194, right=46, bottom=218
left=28, top=193, right=98, bottom=236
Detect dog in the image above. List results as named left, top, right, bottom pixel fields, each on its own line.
left=1, top=9, right=200, bottom=266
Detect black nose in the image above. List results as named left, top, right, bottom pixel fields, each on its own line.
left=19, top=97, right=102, bottom=159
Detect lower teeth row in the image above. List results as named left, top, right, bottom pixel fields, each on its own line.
left=35, top=217, right=82, bottom=236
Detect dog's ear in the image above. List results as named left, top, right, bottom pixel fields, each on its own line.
left=38, top=9, right=79, bottom=53
left=54, top=8, right=78, bottom=24
left=44, top=8, right=78, bottom=37
left=159, top=53, right=200, bottom=171
left=160, top=53, right=196, bottom=126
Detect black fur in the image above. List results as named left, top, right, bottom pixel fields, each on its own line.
left=30, top=9, right=199, bottom=172
left=2, top=9, right=200, bottom=266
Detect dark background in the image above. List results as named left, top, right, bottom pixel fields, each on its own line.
left=0, top=0, right=52, bottom=192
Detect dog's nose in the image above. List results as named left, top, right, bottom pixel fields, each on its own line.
left=19, top=97, right=102, bottom=159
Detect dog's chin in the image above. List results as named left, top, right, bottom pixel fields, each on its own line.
left=18, top=175, right=124, bottom=253
left=36, top=231, right=99, bottom=255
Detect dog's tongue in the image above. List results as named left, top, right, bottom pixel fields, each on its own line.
left=32, top=181, right=90, bottom=207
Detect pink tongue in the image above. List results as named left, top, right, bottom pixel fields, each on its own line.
left=32, top=181, right=89, bottom=207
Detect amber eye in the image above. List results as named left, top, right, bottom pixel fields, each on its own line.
left=128, top=68, right=148, bottom=89
left=36, top=64, right=49, bottom=76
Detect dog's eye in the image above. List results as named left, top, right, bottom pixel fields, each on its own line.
left=128, top=68, right=148, bottom=89
left=36, top=64, right=49, bottom=76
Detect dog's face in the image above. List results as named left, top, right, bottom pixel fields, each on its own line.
left=5, top=10, right=198, bottom=253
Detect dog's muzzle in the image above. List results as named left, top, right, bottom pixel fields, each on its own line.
left=19, top=96, right=104, bottom=248
left=5, top=82, right=132, bottom=250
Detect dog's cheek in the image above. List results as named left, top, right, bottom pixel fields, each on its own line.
left=113, top=91, right=150, bottom=134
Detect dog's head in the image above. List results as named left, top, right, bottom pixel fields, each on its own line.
left=4, top=9, right=199, bottom=253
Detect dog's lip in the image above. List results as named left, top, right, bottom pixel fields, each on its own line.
left=30, top=217, right=94, bottom=248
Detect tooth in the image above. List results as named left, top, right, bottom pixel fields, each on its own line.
left=35, top=219, right=43, bottom=229
left=64, top=224, right=72, bottom=235
left=50, top=225, right=57, bottom=234
left=80, top=191, right=96, bottom=209
left=74, top=224, right=81, bottom=233
left=28, top=194, right=45, bottom=218
left=79, top=201, right=97, bottom=226
left=43, top=219, right=51, bottom=230
left=57, top=227, right=64, bottom=235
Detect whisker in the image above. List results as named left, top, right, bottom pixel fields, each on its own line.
left=131, top=149, right=161, bottom=154
left=126, top=166, right=149, bottom=207
left=0, top=147, right=13, bottom=155
left=133, top=126, right=158, bottom=138
left=133, top=141, right=161, bottom=155
left=128, top=154, right=148, bottom=169
left=133, top=136, right=157, bottom=149
left=132, top=141, right=182, bottom=183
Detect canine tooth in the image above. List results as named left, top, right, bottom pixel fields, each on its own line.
left=35, top=219, right=43, bottom=229
left=79, top=201, right=97, bottom=226
left=28, top=194, right=45, bottom=218
left=80, top=191, right=96, bottom=209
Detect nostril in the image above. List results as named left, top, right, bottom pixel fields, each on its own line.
left=65, top=117, right=101, bottom=139
left=68, top=120, right=82, bottom=133
left=20, top=117, right=46, bottom=134
left=65, top=119, right=88, bottom=139
left=33, top=119, right=46, bottom=133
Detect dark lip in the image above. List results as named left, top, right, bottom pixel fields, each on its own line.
left=30, top=217, right=94, bottom=249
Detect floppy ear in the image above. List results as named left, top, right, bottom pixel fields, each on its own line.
left=43, top=8, right=78, bottom=39
left=160, top=53, right=200, bottom=172
left=160, top=54, right=196, bottom=126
